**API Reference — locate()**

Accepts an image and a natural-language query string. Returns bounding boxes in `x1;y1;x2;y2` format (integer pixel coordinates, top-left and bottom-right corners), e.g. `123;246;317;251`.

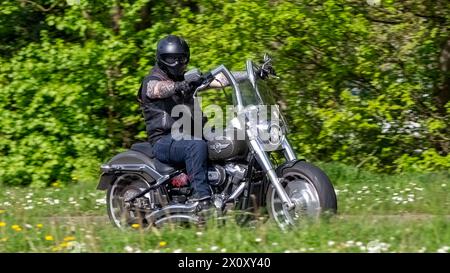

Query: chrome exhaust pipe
154;215;200;227
145;202;199;223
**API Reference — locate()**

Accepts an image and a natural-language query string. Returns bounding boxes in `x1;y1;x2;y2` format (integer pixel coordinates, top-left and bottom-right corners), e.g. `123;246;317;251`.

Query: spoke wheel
107;175;151;230
267;161;337;230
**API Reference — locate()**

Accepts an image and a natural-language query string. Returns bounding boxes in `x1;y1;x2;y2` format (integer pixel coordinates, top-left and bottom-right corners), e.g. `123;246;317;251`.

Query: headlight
242;105;286;151
256;122;283;151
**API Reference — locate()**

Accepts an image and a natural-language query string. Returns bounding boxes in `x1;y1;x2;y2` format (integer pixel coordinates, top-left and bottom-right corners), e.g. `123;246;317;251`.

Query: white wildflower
210;246;219;251
95;198;106;205
437;246;449;253
124;246;134;253
367;240;390;253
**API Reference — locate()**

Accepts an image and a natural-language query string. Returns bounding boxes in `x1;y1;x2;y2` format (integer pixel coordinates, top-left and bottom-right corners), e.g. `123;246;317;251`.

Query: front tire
266;161;337;229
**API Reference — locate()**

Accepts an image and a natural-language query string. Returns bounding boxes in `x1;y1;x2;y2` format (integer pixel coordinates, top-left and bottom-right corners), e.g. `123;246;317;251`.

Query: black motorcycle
96;55;337;230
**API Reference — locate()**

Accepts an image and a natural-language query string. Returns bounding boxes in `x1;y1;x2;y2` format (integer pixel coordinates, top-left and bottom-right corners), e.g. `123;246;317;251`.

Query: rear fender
96;150;159;191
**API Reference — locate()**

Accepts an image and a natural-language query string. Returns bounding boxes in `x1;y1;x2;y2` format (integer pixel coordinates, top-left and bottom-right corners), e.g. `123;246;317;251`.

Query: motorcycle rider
138;34;272;212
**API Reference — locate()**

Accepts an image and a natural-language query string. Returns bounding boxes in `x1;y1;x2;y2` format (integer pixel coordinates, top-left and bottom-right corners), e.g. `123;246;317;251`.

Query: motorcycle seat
130;142;175;174
130;142;154;158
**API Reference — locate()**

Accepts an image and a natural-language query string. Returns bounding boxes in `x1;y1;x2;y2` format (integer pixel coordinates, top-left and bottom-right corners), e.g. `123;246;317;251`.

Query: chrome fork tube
248;137;294;210
281;137;297;161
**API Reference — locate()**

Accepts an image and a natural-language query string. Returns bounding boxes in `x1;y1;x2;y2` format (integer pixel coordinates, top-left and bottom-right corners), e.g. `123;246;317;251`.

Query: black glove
174;80;199;97
187;76;205;90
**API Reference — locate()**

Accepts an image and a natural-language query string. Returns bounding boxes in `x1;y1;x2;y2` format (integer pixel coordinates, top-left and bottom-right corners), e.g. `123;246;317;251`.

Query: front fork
248;137;295;210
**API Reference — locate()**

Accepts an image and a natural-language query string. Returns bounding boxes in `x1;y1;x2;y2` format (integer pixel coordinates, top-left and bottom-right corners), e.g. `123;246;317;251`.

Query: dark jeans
153;135;211;198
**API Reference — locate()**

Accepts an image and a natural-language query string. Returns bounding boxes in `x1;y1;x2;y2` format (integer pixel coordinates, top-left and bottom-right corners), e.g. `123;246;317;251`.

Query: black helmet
156;35;190;80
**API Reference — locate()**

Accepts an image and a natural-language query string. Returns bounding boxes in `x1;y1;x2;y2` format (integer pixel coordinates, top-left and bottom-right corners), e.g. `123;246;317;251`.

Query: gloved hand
174;79;202;98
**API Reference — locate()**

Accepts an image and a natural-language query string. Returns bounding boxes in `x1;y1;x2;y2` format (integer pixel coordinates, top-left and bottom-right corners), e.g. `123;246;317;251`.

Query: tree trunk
436;36;450;111
112;0;122;34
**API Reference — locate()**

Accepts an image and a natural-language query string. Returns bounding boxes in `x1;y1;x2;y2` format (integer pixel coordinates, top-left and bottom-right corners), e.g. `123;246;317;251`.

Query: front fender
275;159;306;177
259;159;305;206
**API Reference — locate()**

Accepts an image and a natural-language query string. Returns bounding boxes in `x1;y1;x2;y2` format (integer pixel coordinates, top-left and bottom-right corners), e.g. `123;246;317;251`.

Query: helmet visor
161;54;188;66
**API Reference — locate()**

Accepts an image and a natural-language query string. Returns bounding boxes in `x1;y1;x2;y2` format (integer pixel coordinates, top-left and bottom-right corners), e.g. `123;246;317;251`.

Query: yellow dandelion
0;237;8;242
63;236;76;241
11;225;22;232
131;224;140;229
36;224;43;228
159;241;167;247
51;181;60;188
0;210;5;214
45;235;54;241
59;242;69;248
0;222;6;227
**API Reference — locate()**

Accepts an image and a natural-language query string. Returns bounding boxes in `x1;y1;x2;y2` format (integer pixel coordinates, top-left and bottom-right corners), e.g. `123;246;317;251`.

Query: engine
207;163;247;192
166;163;248;203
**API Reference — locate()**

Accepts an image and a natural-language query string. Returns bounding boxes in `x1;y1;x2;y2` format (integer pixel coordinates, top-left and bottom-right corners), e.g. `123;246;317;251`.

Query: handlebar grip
201;71;215;85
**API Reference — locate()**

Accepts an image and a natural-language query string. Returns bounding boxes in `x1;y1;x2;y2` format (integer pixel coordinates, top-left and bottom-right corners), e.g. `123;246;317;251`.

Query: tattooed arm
146;80;176;99
207;71;248;89
145;80;177;99
145;71;249;98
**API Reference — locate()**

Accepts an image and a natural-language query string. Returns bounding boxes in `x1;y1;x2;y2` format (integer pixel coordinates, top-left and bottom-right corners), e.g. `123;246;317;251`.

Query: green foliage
0;0;449;186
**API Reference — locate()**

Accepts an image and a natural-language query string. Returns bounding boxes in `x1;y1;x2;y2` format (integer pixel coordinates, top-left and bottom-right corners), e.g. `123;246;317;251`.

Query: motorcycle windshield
236;60;289;133
239;78;276;107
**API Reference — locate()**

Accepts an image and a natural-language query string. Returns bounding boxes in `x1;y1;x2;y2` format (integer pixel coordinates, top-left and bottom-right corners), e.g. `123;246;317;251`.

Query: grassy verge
0;163;448;253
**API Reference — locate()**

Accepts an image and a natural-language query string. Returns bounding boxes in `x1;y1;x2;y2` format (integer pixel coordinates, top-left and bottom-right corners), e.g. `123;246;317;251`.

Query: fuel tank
207;135;248;161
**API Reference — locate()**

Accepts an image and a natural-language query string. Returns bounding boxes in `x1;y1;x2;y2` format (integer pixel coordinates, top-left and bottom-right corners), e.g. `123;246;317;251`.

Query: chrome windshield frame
207;60;267;109
246;60;264;104
209;65;244;111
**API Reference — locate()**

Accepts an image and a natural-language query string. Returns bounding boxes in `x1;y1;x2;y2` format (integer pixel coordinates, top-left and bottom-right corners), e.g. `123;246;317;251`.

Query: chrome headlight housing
242;104;287;151
256;121;284;151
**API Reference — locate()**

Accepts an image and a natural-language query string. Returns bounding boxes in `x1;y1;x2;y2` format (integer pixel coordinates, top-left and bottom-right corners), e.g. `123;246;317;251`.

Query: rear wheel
106;174;152;230
266;161;337;229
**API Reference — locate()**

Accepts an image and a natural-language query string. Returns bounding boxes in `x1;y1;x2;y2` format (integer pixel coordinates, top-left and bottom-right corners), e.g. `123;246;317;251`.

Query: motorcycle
96;55;337;230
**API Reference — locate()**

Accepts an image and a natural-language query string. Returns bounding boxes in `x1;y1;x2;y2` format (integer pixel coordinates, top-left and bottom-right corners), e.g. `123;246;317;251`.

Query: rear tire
266;161;337;229
106;174;151;230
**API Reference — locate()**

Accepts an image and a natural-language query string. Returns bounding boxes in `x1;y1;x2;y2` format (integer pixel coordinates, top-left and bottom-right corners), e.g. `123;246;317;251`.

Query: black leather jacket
138;65;189;144
138;65;248;144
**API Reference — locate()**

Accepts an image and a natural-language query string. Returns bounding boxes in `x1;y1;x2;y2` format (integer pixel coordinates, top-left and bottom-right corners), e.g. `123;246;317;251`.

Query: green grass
0;163;449;253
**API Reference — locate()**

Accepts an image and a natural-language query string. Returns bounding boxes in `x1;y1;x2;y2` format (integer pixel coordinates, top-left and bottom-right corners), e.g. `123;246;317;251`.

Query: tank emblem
210;142;230;153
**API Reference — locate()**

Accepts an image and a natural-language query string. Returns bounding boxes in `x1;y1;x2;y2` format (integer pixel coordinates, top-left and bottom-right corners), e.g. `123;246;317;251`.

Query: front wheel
266;161;337;229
